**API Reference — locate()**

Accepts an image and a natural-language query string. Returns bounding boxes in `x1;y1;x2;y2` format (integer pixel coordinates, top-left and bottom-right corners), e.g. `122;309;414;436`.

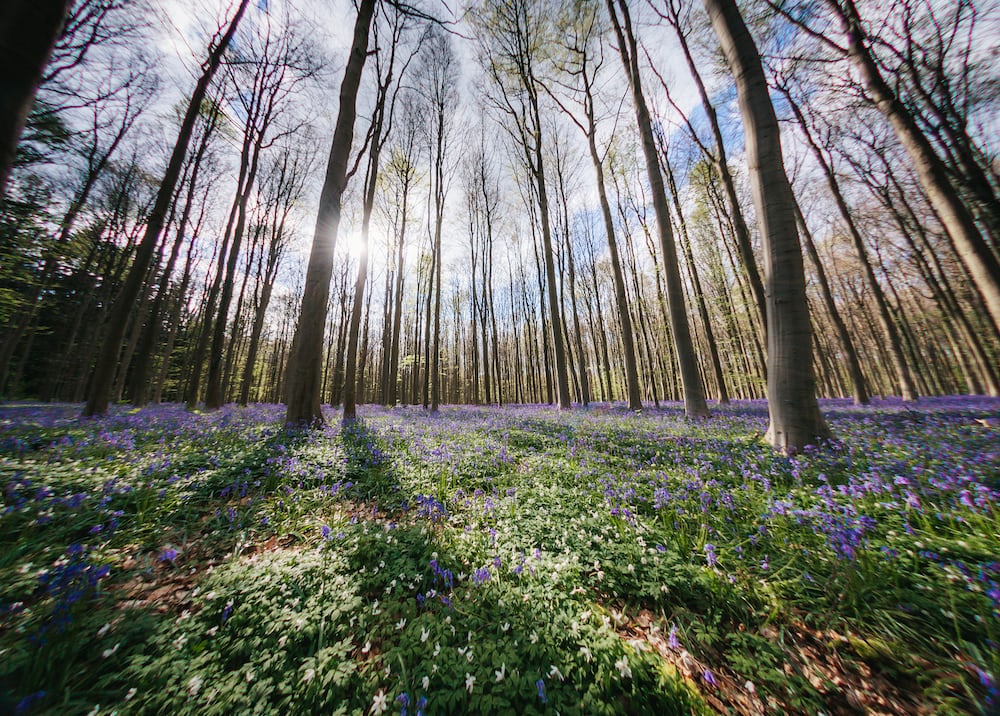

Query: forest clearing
1;398;998;714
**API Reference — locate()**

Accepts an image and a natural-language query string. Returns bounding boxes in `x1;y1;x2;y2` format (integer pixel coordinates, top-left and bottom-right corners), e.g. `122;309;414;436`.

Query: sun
341;230;367;259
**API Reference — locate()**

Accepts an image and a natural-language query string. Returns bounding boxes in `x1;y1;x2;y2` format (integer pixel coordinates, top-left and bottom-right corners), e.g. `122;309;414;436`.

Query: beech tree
702;0;830;451
546;0;643;410
473;0;573;409
605;0;709;418
83;0;251;417
284;0;375;425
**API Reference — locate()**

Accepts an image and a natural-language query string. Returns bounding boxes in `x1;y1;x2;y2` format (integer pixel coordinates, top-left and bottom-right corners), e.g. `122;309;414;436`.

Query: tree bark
793;201;869;404
831;0;1000;331
607;0;708;417
285;0;374;425
83;0;250;416
704;0;830;451
0;0;72;195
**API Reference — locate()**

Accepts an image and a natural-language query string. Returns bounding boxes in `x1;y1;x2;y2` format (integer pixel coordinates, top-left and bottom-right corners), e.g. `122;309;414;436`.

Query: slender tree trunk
585;119;641;407
285;0;374;424
782;89;915;400
83;0;250;416
205;144;263;408
664;154;729;404
131;113;216;405
793;202;869;404
665;6;767;334
531;133;571;408
830;0;1000;331
388;198;407;404
608;0;708;417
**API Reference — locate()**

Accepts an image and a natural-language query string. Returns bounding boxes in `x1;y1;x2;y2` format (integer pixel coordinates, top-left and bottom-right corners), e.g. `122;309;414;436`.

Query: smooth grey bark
703;0;830;451
549;27;643;409
657;0;767;336
606;0;709;417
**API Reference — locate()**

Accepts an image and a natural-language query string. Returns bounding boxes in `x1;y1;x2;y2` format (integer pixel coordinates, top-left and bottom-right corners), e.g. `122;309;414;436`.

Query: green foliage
0;400;997;714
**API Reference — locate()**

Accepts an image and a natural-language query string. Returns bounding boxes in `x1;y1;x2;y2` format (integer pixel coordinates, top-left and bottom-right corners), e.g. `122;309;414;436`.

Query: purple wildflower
704;543;718;568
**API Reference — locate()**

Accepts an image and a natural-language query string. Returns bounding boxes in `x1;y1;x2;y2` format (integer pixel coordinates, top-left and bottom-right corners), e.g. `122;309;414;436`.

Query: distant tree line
1;0;996;452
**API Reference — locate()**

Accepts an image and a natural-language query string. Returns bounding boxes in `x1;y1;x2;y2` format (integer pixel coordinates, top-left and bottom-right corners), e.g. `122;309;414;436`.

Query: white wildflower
615;656;632;680
370;690;388;715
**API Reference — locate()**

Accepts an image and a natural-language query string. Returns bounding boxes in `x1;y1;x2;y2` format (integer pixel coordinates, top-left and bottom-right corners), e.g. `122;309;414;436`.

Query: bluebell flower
704;543;718;567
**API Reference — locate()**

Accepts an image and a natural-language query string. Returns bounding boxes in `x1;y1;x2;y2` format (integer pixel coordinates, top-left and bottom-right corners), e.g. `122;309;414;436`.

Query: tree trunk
83;0;250;416
666;5;767;335
832;0;1000;331
608;0;708;418
704;0;830;451
284;0;374;425
583;113;640;407
0;0;72;194
793;201;869;404
663;152;729;404
782;88;914;400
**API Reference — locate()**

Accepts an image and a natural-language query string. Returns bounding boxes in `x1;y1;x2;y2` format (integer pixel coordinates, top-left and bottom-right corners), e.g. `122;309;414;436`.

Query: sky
81;0;820;312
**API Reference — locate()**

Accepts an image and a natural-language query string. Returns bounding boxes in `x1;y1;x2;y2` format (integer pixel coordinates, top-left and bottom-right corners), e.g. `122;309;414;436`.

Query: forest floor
0;398;998;715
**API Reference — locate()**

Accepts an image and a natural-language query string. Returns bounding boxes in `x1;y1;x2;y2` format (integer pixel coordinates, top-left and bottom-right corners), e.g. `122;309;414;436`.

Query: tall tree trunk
388;199;407;405
582;99;640;408
131;112;216;406
531;130;571;409
830;0;1000;331
0;0;72;194
205;141;263;408
782;88;915;400
793;201;869;404
663;4;767;334
664;152;729;404
83;0;250;416
704;0;830;451
607;0;709;418
285;0;374;424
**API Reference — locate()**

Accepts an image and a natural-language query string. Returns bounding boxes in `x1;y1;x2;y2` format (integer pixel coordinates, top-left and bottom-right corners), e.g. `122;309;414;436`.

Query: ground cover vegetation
1;398;997;714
